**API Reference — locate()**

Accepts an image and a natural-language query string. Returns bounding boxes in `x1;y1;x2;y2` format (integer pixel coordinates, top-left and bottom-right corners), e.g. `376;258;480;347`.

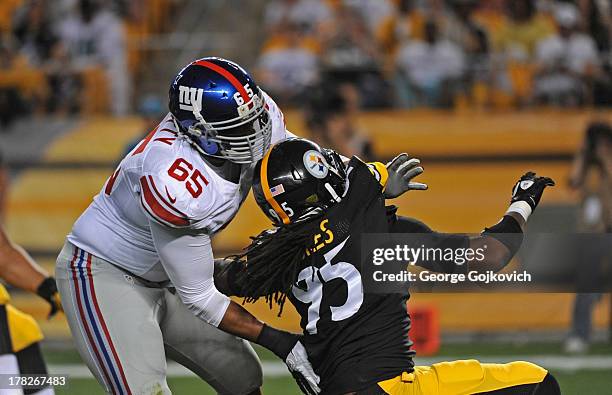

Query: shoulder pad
139;146;214;228
366;162;388;188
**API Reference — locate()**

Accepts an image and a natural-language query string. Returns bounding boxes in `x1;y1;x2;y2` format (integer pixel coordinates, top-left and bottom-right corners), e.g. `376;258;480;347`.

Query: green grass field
44;342;612;394
57;377;302;395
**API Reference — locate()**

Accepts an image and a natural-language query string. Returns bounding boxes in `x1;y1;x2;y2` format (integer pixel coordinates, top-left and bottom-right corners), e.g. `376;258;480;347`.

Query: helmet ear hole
198;137;220;155
292;167;302;181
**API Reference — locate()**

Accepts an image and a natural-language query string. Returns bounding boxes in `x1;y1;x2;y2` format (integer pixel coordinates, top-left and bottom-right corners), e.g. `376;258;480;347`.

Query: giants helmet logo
178;86;204;112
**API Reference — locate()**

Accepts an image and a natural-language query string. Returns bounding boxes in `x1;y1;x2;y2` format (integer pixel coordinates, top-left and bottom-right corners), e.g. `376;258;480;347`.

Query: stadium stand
256;0;612;110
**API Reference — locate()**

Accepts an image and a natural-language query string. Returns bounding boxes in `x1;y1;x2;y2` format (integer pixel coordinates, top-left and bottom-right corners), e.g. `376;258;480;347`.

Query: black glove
384;153;427;199
36;277;63;319
510;171;555;210
256;325;320;394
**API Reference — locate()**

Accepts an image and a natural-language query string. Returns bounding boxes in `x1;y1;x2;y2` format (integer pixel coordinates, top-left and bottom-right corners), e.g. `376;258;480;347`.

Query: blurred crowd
256;0;612;111
0;0;176;127
3;0;612;151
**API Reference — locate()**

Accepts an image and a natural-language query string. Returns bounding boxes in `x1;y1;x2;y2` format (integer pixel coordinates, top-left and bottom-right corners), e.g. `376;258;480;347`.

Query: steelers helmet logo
303;150;329;179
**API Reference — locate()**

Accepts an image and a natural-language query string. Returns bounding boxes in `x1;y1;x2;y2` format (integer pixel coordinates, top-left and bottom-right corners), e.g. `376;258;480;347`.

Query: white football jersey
68;93;289;281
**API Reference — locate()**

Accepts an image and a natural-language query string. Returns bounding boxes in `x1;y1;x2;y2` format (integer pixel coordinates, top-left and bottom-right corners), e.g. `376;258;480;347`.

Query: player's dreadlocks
225;214;322;316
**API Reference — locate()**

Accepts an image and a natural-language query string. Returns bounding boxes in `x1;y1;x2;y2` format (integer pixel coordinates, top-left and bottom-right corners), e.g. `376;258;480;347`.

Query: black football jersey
287;157;414;395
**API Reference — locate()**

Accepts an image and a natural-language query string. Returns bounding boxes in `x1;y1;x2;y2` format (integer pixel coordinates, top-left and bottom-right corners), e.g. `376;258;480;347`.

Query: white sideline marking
48;355;612;379
48;361;290;379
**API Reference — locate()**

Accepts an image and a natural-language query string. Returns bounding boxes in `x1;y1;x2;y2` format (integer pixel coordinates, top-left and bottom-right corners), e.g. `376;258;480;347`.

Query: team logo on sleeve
303;150;329;179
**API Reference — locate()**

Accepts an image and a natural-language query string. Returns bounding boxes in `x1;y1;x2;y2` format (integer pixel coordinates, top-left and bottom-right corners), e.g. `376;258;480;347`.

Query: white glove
256;325;320;394
285;341;321;395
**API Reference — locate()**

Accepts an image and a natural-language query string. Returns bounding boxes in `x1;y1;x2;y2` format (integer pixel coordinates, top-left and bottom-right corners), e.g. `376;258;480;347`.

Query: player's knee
134;379;172;395
218;341;263;395
236;369;263;394
218;376;262;395
534;373;561;395
236;355;263;394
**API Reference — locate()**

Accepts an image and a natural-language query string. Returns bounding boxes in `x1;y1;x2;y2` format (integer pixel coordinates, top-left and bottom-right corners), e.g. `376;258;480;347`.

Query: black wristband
482;215;524;256
36;277;58;303
255;324;299;361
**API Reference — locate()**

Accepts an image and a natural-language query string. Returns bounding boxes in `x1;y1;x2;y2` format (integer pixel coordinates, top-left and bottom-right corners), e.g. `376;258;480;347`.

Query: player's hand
36;277;63;319
510;171;555;210
256;325;320;394
384;153;427;199
285;341;321;395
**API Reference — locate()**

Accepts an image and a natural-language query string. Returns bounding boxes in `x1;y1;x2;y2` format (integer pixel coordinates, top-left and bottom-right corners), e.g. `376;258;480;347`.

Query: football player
55;58;318;395
220;138;560;395
0;225;62;395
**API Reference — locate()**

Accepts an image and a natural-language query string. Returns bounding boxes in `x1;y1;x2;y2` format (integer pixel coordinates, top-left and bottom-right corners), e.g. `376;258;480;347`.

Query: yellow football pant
377;360;547;395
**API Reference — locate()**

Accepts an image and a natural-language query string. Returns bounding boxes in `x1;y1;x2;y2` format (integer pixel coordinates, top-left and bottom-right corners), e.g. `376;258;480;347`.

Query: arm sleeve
149;220;230;327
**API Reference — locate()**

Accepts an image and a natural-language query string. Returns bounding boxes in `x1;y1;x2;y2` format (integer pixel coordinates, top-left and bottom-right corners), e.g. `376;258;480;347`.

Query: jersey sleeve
339;157;387;214
138;146;214;229
149;221;230;326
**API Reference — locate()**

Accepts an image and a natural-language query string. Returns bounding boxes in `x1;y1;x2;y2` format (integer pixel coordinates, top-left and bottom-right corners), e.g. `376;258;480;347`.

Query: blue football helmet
169;57;272;164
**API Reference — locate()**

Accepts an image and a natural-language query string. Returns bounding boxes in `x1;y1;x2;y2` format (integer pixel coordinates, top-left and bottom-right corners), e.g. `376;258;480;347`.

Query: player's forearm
218;301;299;361
218;300;264;341
0;237;48;293
468;171;555;272
466;213;526;273
466;234;513;273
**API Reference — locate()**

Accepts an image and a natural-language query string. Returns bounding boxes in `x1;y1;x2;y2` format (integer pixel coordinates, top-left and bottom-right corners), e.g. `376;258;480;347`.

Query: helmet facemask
322;148;348;196
182;90;273;164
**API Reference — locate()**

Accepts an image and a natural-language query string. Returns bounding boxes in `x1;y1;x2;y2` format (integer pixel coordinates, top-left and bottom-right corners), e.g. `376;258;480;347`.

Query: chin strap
324;182;342;203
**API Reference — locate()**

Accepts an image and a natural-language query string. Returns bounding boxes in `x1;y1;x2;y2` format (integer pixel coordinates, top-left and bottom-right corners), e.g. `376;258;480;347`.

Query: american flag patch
270;184;285;197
